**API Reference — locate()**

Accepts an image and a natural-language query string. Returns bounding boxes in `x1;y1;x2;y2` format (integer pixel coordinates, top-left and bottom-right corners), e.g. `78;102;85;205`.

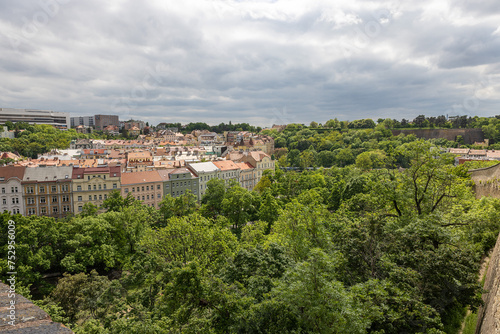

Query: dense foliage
1;138;500;333
266;115;500;169
0;123;100;158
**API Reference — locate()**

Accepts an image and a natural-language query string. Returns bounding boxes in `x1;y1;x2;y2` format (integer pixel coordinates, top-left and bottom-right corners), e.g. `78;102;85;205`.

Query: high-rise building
0;108;70;129
70;116;95;128
94;115;119;131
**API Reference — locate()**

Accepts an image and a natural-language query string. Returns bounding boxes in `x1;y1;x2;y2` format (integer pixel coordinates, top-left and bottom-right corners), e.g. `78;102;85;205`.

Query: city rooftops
187;161;219;173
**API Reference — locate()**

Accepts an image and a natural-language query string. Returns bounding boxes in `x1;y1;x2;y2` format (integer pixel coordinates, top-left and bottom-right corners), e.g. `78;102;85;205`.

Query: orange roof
469;149;487;155
235;162;254;170
121;170;162;185
128;151;152;159
213;160;240;171
0;165;25;181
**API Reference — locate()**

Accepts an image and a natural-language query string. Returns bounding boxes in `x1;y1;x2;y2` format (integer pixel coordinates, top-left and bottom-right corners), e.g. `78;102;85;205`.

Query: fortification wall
391;128;484;144
469;164;500;199
0;282;73;333
476;233;500;333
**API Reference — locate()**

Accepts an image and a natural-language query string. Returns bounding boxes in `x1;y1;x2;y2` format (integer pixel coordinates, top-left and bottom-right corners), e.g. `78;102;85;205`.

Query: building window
88;185;92;190
28;208;36;215
12;198;18;204
166;184;169;188
77;185;82;191
26;187;34;194
147;195;150;200
27;197;35;204
62;185;68;192
51;186;57;192
94;195;97;200
1;187;5;193
39;186;45;193
52;196;57;203
99;195;102;200
63;195;69;202
142;196;145;200
157;193;161;198
63;205;70;212
98;184;102;190
157;185;160;190
89;195;92;201
41;207;46;214
142;186;145;191
104;194;107;200
2;199;6;205
14;187;18;193
103;184;107;189
93;185;97;190
113;183;117;189
146;186;149;191
52;207;58;213
40;197;46;204
78;196;82;201
78;206;83;211
125;188;129;193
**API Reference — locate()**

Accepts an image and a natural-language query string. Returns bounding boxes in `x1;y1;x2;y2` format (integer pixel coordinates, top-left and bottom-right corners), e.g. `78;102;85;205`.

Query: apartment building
0;166;25;215
70;116;95;128
126;151;154;172
213;160;240;186
233;151;275;180
186;162;220;199
235;162;256;191
94;115;119;131
22;166;73;218
121;171;164;208
72;165;121;213
158;168;199;199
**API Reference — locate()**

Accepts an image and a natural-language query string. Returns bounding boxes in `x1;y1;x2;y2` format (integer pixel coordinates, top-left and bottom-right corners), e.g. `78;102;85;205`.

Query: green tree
201;178;226;218
222;185;259;234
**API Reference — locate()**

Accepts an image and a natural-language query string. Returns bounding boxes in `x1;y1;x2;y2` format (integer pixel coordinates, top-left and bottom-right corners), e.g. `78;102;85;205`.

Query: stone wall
469;164;500;199
391;128;484;144
0;282;73;333
476;233;500;334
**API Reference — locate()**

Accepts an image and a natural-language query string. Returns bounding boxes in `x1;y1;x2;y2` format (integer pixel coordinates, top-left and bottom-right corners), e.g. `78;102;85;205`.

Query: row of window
27;205;71;215
77;194;109;201
136;194;162;201
2;197;19;205
125;184;161;193
1;187;19;193
76;183;117;191
27;195;70;204
25;184;69;193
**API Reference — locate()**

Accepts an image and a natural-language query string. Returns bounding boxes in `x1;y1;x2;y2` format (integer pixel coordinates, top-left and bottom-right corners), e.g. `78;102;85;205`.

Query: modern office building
70;116;95;128
0;108;70;129
94;115;120;131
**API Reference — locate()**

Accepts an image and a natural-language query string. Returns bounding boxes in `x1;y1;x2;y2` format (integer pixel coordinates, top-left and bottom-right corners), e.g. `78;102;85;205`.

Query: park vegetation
1;134;500;333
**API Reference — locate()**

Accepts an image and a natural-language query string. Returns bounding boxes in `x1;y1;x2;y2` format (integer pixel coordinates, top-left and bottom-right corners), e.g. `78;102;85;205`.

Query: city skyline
0;0;499;127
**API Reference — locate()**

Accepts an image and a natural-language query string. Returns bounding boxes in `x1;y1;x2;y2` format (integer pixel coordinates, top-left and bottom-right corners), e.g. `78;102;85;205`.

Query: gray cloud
0;0;499;126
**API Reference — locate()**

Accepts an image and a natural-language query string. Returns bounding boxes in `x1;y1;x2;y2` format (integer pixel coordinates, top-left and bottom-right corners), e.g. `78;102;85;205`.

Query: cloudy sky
0;0;499;127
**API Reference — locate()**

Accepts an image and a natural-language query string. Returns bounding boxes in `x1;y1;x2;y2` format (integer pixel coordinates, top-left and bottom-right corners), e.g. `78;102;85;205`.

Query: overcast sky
0;0;499;127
